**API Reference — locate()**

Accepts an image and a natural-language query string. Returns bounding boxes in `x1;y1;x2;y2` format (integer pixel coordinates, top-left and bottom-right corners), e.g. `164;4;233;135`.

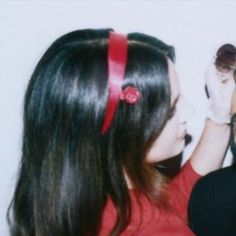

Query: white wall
1;1;236;235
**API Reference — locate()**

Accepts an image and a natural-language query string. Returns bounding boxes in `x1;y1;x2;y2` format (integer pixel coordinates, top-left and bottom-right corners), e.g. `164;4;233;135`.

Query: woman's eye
168;106;176;119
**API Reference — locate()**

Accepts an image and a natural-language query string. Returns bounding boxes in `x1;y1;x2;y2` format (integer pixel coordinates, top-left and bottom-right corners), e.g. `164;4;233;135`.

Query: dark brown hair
8;29;175;236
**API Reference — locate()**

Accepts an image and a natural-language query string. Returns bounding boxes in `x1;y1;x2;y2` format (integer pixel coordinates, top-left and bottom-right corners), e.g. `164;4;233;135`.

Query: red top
99;161;201;236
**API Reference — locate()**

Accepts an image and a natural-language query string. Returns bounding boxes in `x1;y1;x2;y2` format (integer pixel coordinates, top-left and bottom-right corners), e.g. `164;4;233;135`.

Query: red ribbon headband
101;32;128;134
101;32;141;134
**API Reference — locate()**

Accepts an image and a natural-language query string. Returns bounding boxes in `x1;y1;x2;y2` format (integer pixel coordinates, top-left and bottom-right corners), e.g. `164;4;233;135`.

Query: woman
189;92;236;236
188;114;236;236
7;29;234;236
188;44;236;236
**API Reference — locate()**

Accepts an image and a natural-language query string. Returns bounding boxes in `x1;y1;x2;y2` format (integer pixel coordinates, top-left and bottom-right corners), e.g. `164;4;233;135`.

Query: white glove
206;62;235;124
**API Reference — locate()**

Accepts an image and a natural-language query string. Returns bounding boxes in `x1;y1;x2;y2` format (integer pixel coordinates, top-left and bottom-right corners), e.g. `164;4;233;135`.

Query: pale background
1;0;236;235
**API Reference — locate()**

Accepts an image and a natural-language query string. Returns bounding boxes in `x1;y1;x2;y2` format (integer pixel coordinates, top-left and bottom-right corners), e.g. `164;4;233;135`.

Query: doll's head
215;44;236;79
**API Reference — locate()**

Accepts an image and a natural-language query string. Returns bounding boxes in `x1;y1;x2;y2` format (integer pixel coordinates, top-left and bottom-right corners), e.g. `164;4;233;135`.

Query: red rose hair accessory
101;32;141;134
120;86;141;104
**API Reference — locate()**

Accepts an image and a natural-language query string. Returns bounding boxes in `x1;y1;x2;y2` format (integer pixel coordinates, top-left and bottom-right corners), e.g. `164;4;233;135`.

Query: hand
206;62;235;124
231;89;236;114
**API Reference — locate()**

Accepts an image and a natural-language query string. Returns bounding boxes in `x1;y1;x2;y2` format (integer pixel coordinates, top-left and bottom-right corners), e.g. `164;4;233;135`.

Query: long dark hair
8;29;175;236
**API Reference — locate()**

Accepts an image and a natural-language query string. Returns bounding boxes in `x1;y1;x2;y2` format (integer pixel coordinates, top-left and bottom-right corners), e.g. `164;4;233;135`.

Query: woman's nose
178;97;195;123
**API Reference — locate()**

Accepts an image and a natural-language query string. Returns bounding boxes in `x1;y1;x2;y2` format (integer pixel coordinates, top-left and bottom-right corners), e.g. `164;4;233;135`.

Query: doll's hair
8;29;175;236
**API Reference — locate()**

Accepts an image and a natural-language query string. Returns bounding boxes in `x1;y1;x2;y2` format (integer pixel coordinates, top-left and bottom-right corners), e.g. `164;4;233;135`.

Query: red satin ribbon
101;32;128;134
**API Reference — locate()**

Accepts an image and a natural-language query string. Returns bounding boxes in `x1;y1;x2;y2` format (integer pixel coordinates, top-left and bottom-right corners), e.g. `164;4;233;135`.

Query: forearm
190;119;230;175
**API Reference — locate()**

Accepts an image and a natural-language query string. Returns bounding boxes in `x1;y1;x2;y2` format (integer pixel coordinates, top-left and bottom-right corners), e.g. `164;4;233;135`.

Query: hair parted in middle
8;28;175;236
